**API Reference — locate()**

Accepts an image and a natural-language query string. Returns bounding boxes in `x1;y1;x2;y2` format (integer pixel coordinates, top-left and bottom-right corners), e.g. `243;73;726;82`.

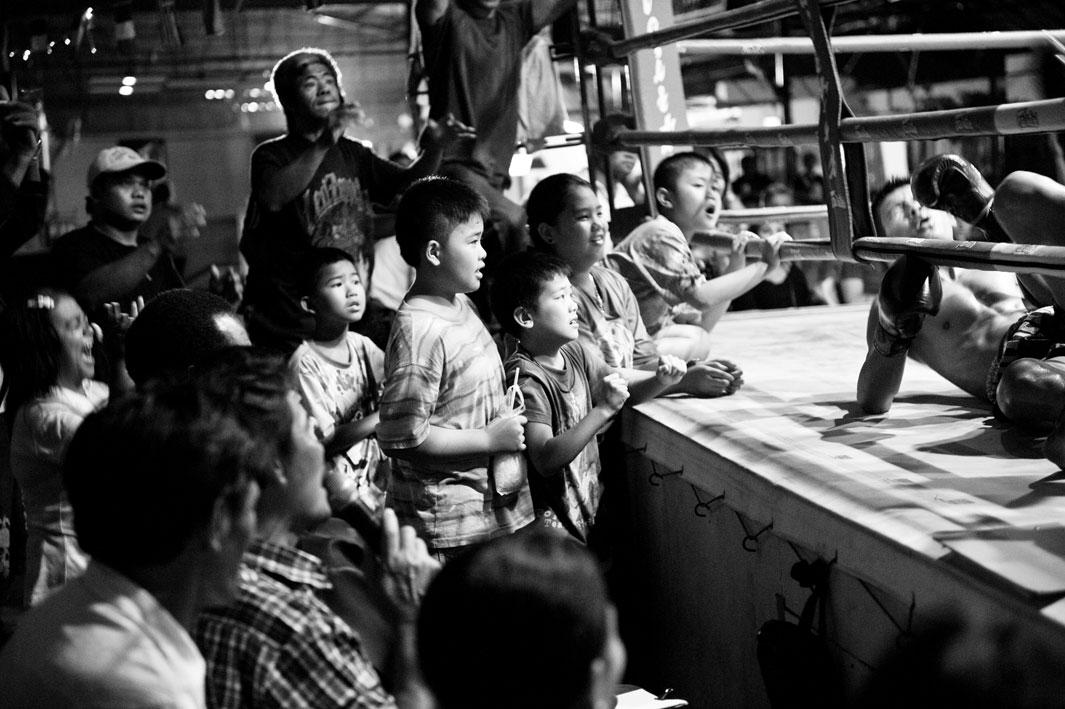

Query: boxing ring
582;0;1065;706
615;305;1065;706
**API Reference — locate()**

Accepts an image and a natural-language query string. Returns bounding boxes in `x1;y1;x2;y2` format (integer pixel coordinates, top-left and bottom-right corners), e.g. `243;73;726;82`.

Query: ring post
794;0;863;262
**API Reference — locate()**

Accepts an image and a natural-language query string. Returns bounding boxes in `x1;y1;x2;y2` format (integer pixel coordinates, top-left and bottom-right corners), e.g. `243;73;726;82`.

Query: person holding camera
0;86;47;262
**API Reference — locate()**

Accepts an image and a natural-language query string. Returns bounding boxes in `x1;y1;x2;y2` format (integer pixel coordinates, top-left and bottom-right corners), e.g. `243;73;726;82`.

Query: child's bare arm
385;413;526;462
686;264;766;311
618;356;686;404
524;374;628;475
685;232;791;319
325;412;380;458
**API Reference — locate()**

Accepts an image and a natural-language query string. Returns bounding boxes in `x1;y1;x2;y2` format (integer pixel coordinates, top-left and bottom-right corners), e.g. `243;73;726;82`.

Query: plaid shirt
196;539;396;709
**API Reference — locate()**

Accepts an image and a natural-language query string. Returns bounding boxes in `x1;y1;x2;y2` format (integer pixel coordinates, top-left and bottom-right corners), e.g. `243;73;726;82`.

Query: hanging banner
618;0;690;212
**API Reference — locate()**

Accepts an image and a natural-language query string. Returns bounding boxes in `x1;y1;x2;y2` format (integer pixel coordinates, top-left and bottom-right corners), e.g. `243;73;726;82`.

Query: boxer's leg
994;171;1065;310
996;356;1065;433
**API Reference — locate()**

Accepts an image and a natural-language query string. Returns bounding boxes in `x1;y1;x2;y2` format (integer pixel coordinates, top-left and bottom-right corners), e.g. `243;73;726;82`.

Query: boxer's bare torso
863;270;1024;404
907;278;1019;400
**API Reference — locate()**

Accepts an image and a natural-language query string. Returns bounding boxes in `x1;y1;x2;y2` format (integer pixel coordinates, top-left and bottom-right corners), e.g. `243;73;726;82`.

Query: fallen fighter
858;154;1065;467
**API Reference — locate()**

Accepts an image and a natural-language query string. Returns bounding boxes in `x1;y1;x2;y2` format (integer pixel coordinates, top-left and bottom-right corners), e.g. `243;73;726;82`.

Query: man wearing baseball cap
51;145;184;312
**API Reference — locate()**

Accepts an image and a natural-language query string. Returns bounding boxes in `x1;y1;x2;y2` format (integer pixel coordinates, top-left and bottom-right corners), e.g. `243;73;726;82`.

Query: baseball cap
87;146;167;188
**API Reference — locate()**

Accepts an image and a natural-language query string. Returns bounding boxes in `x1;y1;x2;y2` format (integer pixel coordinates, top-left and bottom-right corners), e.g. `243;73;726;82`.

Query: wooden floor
615;303;1065;707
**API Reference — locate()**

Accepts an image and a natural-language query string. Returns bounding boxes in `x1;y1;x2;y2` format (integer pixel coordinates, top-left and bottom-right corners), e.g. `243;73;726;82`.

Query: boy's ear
425;239;442;267
655;186;674;211
299;295;315;314
513;305;535;331
536;222;555;245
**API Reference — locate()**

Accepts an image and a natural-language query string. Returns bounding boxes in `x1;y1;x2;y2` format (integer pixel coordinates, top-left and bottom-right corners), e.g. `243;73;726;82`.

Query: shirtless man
856;158;1065;466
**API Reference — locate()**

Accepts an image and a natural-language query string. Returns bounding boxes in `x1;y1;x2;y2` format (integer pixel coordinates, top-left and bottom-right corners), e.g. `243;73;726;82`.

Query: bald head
125;289;251;386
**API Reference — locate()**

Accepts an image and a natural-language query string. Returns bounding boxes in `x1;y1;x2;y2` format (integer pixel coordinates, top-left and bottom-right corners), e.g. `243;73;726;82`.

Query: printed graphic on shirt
306;172;372;264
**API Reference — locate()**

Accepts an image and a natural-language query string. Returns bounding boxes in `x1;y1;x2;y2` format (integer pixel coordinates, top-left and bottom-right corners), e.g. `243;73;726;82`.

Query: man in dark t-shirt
241;48;468;353
416;0;575;256
51;146;183;314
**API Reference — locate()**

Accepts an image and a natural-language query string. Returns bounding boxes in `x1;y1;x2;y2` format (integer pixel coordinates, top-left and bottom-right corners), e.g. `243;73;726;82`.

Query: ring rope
615;98;1065;148
716;205;829;223
606;0;857;60
678;30;1065;56
852;238;1065;277
691;231;837;262
692;231;1065;278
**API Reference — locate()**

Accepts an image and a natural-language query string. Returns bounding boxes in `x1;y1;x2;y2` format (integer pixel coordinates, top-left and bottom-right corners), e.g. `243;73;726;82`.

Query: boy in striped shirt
378;177;533;561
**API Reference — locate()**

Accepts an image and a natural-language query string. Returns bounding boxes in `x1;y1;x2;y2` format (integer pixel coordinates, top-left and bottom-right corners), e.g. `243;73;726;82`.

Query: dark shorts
986;305;1065;406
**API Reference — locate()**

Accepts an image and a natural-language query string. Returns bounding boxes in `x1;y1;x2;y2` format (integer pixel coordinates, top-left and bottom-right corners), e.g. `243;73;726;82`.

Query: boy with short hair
378;177;532;559
289;247;387;512
606;151;788;356
491;250;684;543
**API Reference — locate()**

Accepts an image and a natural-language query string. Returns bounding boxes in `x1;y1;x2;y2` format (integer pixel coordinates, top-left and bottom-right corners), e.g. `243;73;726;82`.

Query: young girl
526;173;744;398
4;289;108;606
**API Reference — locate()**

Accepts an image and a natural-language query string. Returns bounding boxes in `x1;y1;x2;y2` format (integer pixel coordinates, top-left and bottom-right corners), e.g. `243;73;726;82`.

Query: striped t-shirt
378;294;534;548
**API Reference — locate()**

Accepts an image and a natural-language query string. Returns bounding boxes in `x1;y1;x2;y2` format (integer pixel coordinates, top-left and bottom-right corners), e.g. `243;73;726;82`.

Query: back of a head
63;382;273;572
394;177;488;268
489;250;570;338
418;528;609;709
653;151;714;195
192;346;294;465
125;288;248;386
